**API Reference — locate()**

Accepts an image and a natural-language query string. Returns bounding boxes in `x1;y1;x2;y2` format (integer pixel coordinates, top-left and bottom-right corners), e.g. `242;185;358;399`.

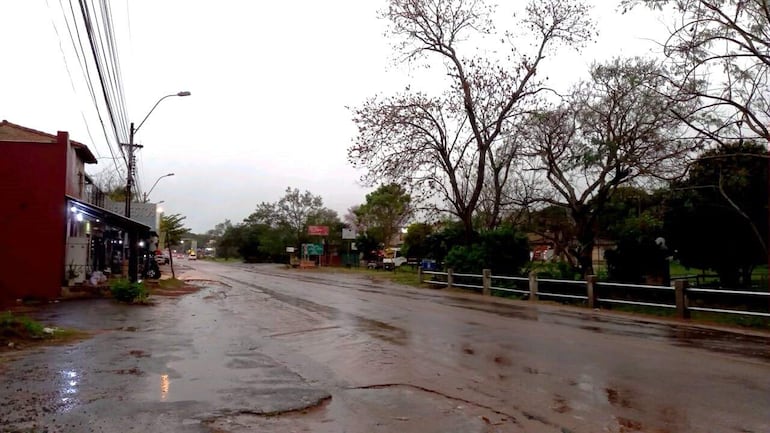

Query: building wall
64;132;87;199
0;134;67;302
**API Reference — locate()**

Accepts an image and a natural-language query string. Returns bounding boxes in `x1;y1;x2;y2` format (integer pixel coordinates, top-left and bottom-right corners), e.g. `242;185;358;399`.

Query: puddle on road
56;369;81;413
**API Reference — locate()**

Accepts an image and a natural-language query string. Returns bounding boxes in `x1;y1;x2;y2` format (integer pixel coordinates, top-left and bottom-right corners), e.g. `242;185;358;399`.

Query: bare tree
349;0;596;241
524;57;699;275
622;0;770;143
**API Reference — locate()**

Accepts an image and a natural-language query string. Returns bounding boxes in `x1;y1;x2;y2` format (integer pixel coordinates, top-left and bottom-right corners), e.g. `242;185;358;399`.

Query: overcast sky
2;1;667;233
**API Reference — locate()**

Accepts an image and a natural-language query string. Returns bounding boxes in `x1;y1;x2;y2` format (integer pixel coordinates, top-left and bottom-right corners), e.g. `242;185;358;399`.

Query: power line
50;0;124;176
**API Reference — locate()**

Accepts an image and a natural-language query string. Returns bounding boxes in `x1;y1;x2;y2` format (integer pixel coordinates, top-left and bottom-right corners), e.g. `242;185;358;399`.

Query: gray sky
1;1;667;233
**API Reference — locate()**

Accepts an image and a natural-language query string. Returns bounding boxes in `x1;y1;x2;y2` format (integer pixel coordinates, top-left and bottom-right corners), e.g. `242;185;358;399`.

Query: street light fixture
125;90;190;282
144;173;175;202
126;91;190;217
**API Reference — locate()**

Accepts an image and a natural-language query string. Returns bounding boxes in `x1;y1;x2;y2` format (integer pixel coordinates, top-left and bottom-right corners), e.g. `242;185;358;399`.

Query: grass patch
158;278;185;290
205;257;241;263
605;304;678;319
315;265;423;286
691;311;770;330
0;311;88;349
603;304;770;330
149;277;200;297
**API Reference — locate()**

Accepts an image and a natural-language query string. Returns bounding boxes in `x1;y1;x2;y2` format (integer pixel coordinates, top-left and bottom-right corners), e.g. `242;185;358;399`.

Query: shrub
442;225;530;275
0;311;46;340
110;279;149;303
531;261;580;280
445;245;486;273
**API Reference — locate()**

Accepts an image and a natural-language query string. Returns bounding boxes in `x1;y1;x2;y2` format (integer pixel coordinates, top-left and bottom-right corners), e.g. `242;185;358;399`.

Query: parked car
155;252;170;265
188;252;197;260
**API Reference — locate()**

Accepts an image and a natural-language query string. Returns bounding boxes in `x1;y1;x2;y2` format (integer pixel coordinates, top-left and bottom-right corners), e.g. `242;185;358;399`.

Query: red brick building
0;120;149;303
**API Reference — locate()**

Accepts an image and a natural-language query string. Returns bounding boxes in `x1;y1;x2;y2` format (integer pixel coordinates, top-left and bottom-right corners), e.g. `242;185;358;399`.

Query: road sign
342;228;357;239
304;243;323;256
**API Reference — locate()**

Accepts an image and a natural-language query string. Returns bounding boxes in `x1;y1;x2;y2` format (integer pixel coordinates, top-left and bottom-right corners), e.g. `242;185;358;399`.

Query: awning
66;195;151;233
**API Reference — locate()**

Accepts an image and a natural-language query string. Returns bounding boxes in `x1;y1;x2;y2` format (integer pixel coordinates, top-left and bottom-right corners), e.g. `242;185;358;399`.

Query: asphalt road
1;261;768;433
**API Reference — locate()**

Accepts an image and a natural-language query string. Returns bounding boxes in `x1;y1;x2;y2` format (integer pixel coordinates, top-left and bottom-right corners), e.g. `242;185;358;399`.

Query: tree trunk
461;210;475;245
571;206;596;277
167;231;175;279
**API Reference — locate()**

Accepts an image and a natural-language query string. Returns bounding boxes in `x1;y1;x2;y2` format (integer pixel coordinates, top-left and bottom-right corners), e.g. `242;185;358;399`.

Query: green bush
445;245;486;273
110;279;149;303
531;261;580;280
443;225;530;275
0;311;46;339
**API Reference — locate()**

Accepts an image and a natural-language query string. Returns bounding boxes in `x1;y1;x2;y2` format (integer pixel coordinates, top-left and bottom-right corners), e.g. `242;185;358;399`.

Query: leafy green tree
160;213;190;278
239;188;342;262
444;225;530;275
206;219;232;238
276;187;324;247
665;142;768;287
524;57;696;276
424;222;467;265
355;233;382;261
218;224;242;260
598;188;669;283
355;184;412;248
401;223;434;259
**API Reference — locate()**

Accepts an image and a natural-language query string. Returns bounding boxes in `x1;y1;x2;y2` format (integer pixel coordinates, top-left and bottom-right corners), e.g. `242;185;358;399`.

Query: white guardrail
419;268;770;319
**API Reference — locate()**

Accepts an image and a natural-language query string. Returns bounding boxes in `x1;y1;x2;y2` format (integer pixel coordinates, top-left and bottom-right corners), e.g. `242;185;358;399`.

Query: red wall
0;135;67;302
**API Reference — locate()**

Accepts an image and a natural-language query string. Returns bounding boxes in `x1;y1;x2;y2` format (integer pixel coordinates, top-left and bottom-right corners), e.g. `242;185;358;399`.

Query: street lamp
125;90;190;282
143;173;175;202
125;91;190;217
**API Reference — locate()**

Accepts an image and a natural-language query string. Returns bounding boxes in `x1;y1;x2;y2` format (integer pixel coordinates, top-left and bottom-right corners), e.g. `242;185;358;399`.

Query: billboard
307;225;330;236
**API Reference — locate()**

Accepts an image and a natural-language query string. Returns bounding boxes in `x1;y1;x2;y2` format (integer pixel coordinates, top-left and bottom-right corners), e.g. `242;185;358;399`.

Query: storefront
65;196;152;284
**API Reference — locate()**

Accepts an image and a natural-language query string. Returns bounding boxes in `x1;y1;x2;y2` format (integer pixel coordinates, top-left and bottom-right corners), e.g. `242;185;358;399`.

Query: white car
188;252;197;260
155;253;170;265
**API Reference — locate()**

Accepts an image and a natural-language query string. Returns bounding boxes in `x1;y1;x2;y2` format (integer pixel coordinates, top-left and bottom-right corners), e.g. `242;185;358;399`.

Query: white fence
419;268;770;319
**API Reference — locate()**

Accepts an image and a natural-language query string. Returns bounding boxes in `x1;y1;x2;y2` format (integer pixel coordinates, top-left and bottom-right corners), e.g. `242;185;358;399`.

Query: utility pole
123;91;191;282
124;122;143;282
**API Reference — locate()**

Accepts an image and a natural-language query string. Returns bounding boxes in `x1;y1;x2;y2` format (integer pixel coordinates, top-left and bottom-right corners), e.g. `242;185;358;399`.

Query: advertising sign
307;225;330;236
303;243;324;256
342;228;357;240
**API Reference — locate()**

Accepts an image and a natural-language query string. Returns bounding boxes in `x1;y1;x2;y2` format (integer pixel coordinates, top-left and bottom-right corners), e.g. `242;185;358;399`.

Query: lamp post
125;91;190;282
143;173;175;202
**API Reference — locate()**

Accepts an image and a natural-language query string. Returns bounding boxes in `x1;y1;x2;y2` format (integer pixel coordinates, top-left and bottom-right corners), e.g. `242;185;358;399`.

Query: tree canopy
665;141;768;286
349;0;596;241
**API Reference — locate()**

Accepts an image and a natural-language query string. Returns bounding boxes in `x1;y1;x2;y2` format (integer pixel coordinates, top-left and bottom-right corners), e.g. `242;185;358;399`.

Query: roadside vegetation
0;311;85;350
109;279;149;304
185;0;767;328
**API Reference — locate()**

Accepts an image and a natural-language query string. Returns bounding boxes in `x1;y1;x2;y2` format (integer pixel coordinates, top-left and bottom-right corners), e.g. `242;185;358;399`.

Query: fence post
674;280;690;319
418;267;423;284
482;269;491;296
586;275;597;309
529;271;538;302
446;268;454;289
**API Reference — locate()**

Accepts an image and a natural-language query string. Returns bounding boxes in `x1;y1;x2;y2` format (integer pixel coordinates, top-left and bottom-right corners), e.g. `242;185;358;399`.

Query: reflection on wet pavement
58;369;80;412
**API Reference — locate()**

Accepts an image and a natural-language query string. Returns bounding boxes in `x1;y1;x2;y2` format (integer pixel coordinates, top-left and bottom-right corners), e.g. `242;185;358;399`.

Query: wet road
1;261;768;432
